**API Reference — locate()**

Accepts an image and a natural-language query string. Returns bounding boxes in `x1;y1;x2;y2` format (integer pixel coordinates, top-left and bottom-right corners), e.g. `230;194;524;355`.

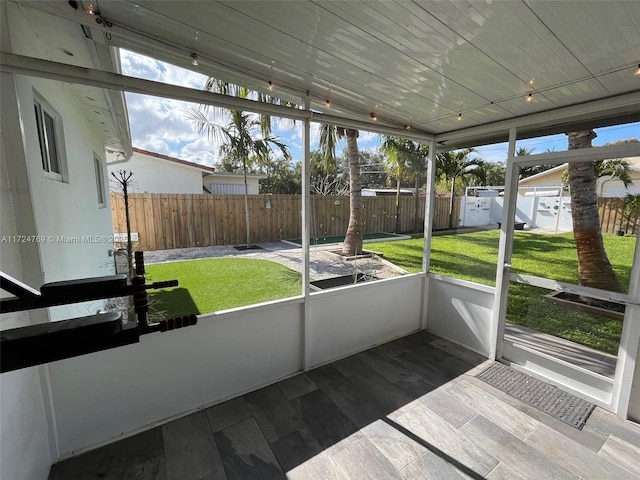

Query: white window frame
94;153;106;207
33;92;66;182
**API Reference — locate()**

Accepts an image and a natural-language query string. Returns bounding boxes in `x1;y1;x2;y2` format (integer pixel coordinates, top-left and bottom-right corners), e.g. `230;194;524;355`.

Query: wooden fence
598;198;639;235
110;193;461;251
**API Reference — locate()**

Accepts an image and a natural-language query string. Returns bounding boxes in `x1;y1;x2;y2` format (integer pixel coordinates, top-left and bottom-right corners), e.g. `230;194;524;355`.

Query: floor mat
476;362;595;430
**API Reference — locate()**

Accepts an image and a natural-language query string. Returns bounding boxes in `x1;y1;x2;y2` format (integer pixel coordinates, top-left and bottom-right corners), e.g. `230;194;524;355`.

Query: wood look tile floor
48;331;640;480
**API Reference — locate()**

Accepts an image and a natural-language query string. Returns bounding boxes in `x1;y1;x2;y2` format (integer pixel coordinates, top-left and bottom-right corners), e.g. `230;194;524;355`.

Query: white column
301;96;312;370
611;233;640;417
420;140;437;330
490;128;518;360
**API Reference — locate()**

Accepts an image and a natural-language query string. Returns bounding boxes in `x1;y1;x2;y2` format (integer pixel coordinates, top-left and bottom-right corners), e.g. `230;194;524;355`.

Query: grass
368;230;635;355
146;258;301;317
147;230;634;356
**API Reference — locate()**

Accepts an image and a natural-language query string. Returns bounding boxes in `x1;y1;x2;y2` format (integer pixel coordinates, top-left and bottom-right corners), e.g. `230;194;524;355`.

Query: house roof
519;156;640;184
133;147;216;174
16;1;640;151
519;164;567;184
203;171;267;180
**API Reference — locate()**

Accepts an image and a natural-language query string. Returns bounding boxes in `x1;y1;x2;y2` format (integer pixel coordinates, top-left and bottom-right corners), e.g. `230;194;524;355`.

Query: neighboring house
203;171;266;195
519;156;640;197
109;148;215;194
0;3;131;479
110;148;266;194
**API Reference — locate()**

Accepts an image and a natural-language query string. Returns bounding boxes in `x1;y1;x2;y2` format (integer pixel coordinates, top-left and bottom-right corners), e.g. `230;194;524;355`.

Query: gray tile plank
49;427;166;480
214;418;285;480
459;416;579;480
525;423;638;480
445;377;539;439
360;419;427;470
306;364;386;428
429;338;487;366
269;428;323;473
331;438;404;480
395;403;499;478
244;384;306;443
285;452;347;480
417;387;478;428
401;452;467;480
277;373;317;400
370;339;410;358
290;388;361;454
394;374;438;398
205;397;252;434
586;407;640;447
163;411;225;480
357;349;424;384
485;463;525;480
347;370;415;415
598;434;640;477
497;390;608;452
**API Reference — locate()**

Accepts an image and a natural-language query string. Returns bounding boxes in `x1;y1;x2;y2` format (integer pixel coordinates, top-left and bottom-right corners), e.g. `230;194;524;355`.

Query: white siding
203;174;261;195
109;151;204;194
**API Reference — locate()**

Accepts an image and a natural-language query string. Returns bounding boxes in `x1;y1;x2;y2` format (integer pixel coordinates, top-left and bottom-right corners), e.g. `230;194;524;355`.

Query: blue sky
121;50;638;167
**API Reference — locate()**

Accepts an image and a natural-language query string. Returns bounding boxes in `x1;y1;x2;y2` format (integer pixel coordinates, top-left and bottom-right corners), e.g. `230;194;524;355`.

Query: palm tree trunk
448;177;456;230
413;175;420;233
342;129;363;255
243;160;251;248
395;175;402;233
567;130;621;293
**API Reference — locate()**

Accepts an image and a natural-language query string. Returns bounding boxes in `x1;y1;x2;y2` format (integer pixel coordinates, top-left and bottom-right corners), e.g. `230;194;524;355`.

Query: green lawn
146;258;301;317
147;231;634;356
368;230;635;355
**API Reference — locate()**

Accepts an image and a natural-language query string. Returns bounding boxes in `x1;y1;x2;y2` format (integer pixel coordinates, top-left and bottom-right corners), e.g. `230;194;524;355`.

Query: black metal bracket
0;251;197;373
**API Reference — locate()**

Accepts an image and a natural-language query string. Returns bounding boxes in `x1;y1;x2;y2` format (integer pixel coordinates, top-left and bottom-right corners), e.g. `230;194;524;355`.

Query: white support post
420;140;437;330
611;233;640;417
490;128;518;360
301;95;312;371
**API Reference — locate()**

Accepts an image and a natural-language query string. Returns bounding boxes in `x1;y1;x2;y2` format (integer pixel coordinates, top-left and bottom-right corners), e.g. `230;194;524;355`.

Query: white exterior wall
109;152;204;194
1;132;54;480
1;4;125;478
203;174;261;195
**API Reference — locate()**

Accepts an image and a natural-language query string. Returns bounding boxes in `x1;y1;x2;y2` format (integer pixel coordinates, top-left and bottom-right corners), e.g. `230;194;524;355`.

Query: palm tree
318;125;363;255
188;82;291;248
566;130;623;293
437;149;485;229
380;136;429;232
380;136;406;233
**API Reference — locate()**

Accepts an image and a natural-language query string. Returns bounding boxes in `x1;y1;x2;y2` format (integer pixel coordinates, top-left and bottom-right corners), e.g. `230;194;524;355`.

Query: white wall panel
307;275;422;368
427;276;495;356
47;299;303;456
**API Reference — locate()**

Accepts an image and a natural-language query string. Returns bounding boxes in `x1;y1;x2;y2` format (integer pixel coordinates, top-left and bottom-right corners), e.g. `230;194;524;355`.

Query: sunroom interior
1;1;640;479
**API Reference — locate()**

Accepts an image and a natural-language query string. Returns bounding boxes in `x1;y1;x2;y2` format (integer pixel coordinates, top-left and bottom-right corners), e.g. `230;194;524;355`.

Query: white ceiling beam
436;92;640;148
0;51;435;143
512;142;640;168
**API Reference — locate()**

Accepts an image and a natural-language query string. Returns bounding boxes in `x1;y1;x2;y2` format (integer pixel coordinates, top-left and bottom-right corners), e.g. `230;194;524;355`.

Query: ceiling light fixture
268;81;274;91
370;113;377;121
458;113;463;121
526;93;533;102
635;64;640;76
405;124;412;130
86;3;95;15
325;100;331;108
190;53;199;66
